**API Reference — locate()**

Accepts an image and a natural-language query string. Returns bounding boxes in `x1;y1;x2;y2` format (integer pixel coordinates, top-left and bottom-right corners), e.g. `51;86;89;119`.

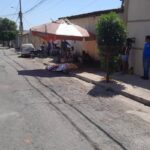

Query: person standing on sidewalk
142;35;150;80
121;46;129;74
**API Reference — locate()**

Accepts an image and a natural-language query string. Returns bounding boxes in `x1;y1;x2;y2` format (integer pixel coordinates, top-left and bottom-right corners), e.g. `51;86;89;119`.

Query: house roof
59;8;123;20
22;30;29;35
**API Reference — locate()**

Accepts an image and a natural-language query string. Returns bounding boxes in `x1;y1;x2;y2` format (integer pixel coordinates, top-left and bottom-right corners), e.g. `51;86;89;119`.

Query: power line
23;16;32;29
0;13;18;17
0;0;48;17
16;16;19;23
14;1;20;14
24;0;49;14
10;1;20;20
0;0;15;14
0;4;19;18
0;0;61;18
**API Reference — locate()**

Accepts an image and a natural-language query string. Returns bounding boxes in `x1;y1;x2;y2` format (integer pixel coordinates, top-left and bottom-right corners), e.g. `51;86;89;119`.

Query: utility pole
19;0;23;48
120;0;125;8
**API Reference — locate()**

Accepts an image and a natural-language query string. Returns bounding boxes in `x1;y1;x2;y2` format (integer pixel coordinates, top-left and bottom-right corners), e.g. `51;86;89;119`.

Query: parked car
21;43;35;57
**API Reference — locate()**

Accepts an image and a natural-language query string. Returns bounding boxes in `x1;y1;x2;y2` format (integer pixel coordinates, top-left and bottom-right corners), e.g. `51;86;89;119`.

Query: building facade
22;31;45;49
124;0;150;76
64;0;150;77
61;9;123;60
29;0;149;77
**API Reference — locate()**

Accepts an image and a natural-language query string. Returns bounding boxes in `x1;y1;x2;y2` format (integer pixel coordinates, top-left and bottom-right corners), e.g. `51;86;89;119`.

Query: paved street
0;48;150;150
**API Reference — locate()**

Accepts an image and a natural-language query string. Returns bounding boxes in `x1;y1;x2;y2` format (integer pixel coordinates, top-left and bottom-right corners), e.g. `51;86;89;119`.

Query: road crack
2;50;127;150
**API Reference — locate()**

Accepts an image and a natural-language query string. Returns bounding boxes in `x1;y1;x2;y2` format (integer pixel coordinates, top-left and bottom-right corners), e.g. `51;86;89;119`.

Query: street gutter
70;72;150;107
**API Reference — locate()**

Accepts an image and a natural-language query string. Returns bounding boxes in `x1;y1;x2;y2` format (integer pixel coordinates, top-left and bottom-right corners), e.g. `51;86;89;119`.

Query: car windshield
22;44;34;49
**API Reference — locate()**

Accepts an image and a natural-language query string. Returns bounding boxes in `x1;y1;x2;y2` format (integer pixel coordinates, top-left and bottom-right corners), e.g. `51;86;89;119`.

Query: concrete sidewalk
73;71;150;106
36;57;150;106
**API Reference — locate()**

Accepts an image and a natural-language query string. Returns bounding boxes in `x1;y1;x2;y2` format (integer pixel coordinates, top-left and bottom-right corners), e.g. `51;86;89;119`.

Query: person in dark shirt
61;40;70;51
142;35;150;80
47;41;51;56
61;40;70;58
121;46;129;73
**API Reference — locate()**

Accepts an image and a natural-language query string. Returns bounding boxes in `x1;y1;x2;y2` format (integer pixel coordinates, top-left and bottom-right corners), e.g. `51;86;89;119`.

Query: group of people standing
40;37;150;80
120;38;133;74
40;41;53;56
120;36;150;80
40;40;73;61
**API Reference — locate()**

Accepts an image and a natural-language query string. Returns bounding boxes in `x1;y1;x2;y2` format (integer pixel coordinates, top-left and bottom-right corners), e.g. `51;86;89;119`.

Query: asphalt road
0;48;150;150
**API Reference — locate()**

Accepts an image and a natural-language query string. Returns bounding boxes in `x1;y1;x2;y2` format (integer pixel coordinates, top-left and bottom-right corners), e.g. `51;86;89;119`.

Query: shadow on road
88;80;125;98
18;69;69;78
112;73;150;91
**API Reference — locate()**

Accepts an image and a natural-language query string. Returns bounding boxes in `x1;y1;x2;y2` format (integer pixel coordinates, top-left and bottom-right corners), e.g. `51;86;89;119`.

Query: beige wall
69;16;98;59
126;0;150;76
22;34;30;44
22;32;45;49
128;0;150;21
30;35;45;49
69;13;123;60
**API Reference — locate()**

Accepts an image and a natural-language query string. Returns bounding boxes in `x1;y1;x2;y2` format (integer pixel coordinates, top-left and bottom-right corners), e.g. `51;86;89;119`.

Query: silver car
21;43;35;57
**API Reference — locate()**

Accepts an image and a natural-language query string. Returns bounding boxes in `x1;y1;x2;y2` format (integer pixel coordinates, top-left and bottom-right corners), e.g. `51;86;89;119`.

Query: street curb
72;73;150;106
37;59;150;107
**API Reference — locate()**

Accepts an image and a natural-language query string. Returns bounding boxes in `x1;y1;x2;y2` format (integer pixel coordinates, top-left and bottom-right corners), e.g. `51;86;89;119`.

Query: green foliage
0;18;18;43
96;12;127;54
99;54;120;73
96;12;127;81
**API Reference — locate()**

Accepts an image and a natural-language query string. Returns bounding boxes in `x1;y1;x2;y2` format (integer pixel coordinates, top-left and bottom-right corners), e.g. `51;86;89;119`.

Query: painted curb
72;73;150;106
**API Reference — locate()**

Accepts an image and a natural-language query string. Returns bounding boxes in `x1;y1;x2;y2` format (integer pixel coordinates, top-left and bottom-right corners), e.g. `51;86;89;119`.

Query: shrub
96;12;127;82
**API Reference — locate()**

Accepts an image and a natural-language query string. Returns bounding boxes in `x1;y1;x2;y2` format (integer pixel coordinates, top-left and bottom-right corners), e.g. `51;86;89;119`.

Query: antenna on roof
64;18;71;24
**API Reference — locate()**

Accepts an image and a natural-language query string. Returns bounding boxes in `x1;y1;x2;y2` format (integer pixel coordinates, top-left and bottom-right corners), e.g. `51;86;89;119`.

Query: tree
0;18;18;46
96;12;127;82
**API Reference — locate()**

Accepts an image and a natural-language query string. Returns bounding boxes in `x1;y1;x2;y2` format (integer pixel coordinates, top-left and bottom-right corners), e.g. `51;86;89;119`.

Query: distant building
60;8;123;60
22;31;31;44
22;31;45;49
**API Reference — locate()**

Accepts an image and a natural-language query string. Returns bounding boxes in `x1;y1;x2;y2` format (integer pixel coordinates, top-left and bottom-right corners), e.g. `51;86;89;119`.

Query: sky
0;0;122;30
